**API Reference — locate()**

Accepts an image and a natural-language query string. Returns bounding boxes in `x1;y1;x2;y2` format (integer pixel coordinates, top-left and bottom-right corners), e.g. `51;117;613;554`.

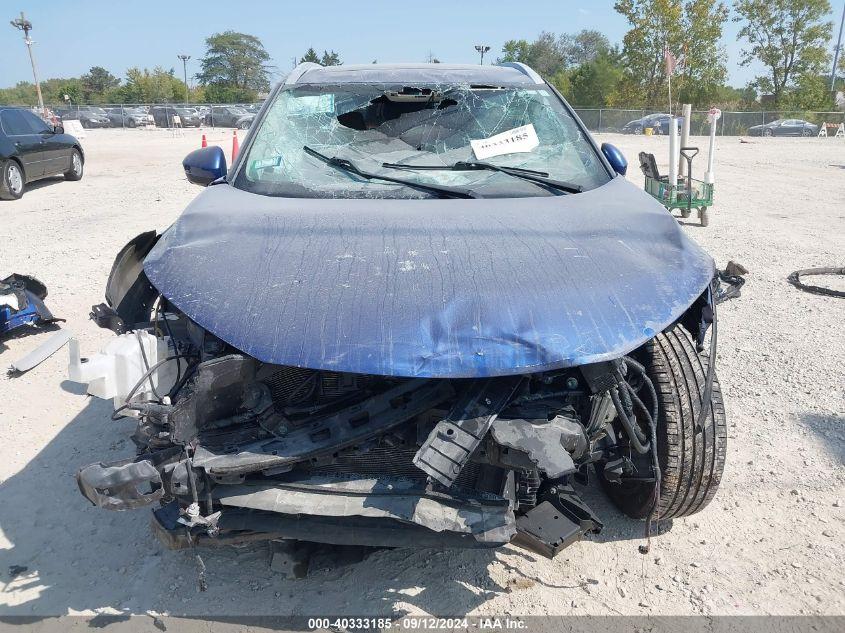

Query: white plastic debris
67;330;178;409
9;329;72;374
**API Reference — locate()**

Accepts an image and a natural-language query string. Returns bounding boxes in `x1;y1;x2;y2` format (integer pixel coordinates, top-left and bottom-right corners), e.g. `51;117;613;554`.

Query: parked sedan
104;107;153;128
621;113;683;135
746;119;818;137
150;106;202;128
0;107;84;200
204;105;255;128
58;107;111;129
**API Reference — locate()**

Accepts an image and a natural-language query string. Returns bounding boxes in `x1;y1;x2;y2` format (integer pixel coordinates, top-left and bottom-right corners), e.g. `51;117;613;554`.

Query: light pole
832;2;845;91
10;12;45;115
474;44;490;65
177;54;191;105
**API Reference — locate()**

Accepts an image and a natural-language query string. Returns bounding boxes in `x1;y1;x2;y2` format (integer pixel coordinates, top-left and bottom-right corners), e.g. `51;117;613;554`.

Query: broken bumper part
77;458;164;510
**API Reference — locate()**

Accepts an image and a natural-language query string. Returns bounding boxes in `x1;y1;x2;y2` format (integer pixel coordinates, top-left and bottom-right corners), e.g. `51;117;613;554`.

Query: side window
22;111;51;134
1;110;33;135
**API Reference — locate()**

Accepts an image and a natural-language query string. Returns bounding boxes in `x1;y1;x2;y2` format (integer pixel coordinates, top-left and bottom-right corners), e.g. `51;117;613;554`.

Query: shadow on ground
798;412;845;465
0;397;645;619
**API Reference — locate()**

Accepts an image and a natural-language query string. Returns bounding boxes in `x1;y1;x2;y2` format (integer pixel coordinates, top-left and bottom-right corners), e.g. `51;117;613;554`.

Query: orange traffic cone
232;130;239;161
201;134;207;148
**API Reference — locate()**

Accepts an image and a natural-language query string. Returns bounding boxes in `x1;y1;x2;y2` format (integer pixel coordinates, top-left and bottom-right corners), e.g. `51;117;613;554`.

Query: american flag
664;43;677;76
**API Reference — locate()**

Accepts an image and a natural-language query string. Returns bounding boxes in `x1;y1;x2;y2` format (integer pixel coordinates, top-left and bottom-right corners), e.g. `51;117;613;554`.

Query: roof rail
284;62;323;86
495;62;544;85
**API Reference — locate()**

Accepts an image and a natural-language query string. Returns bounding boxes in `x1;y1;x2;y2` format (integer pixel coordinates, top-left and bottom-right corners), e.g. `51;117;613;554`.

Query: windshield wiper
381;160;583;194
303;146;479;199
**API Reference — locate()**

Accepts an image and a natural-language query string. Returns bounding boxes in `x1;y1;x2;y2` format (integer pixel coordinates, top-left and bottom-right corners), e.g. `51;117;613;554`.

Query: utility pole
474;44;490;65
832;2;845;92
10;12;45;115
177;54;191;105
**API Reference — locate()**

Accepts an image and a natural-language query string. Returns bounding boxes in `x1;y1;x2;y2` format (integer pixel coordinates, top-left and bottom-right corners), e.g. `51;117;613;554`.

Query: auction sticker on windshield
470;124;539;160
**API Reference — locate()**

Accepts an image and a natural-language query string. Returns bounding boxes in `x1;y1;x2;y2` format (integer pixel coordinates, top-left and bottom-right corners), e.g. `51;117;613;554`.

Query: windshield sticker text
470;124;539;160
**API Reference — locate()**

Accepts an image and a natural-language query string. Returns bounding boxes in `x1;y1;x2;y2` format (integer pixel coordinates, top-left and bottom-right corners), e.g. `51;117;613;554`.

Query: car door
0;109;46;180
22;110;70;175
778;120;798;136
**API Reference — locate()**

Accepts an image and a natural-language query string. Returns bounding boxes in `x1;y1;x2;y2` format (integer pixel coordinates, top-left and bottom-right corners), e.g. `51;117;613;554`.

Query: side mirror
182;146;227;186
601;143;627;176
53;125;64;134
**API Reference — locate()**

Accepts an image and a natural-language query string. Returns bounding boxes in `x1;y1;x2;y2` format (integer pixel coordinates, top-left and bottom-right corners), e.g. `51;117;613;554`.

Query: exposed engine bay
70;292;687;559
69;161;729;575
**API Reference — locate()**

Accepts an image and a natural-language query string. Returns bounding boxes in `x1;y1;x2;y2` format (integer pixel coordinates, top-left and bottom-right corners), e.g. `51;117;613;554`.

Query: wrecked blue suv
70;63;726;565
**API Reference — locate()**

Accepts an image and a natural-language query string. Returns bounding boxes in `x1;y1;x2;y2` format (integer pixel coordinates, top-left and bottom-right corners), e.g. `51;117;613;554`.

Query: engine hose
693;289;718;434
610;386;650;454
623;357;659;425
643;394;662;550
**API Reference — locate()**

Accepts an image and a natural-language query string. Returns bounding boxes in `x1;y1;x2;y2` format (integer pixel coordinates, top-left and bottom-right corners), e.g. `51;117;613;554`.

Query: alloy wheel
7;163;23;194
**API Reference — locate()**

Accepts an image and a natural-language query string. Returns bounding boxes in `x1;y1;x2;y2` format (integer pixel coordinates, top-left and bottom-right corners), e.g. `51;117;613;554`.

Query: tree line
0;0;841;109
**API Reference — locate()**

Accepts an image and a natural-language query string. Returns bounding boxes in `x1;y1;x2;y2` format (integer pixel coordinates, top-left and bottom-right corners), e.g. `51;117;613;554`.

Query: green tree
498;32;567;77
734;0;833;106
568;49;626;106
54;78;85;104
785;72;835;109
298;48;343;67
299;47;320;64
676;0;730;106
561;30;612;66
197;31;271;102
614;0;683;106
320;50;342;66
81;66;120;102
117;67;185;103
498;40;532;64
615;0;728;107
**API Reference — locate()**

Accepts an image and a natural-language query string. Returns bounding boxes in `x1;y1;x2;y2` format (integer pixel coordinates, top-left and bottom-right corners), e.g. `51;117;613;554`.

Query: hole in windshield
234;83;610;199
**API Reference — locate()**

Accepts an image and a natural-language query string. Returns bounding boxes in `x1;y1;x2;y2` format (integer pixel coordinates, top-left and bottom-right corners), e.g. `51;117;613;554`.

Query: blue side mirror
601;143;627;176
183;146;227;186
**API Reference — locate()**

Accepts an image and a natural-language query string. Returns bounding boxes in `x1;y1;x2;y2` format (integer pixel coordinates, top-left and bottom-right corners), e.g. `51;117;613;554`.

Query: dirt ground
0;127;843;618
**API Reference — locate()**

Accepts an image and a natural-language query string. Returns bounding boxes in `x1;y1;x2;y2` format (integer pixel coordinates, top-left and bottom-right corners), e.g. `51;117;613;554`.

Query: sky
2;0;836;90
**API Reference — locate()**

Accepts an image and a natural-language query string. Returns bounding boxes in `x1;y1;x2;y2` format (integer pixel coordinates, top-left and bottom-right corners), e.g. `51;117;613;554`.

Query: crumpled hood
144;178;714;377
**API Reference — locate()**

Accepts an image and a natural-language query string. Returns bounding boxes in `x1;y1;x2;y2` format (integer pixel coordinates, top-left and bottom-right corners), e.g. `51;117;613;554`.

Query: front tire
64;149;84;181
600;325;727;520
763;128;773;137
0;160;25;200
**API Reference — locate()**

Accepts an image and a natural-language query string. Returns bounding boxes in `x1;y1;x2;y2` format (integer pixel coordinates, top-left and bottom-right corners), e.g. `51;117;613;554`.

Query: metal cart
640;147;714;227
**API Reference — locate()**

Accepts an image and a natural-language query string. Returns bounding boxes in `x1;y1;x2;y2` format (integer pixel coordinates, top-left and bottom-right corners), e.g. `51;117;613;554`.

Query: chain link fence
572;108;845;136
14;100;845;135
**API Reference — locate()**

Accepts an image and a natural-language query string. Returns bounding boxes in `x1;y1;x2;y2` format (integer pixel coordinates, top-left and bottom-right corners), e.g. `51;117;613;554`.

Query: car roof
285;62;544;87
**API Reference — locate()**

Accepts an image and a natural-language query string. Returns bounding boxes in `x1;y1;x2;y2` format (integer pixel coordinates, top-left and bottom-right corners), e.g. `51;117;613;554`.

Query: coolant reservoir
68;330;178;409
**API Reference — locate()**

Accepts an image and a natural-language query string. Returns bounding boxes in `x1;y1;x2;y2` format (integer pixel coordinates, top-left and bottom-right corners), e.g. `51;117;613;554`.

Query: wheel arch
6;155;25;181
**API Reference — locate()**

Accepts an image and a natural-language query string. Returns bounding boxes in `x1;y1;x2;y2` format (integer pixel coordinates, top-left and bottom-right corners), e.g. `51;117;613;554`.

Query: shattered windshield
234;83;611;199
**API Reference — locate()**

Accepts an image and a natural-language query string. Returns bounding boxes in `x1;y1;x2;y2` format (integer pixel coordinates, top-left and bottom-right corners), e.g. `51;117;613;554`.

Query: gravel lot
0;128;843;618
